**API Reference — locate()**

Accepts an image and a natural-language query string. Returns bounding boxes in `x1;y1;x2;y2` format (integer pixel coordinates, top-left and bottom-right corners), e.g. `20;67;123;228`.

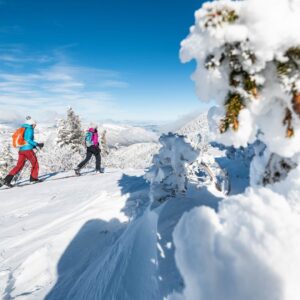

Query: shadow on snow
155;185;223;299
45;218;125;300
45;173;151;300
45;170;227;300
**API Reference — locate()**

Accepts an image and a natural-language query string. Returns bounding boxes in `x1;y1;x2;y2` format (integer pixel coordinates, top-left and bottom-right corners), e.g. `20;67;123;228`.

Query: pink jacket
88;128;99;146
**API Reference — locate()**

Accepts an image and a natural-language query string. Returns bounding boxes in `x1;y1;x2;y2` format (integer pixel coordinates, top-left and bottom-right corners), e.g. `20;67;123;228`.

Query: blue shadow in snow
156;186;223;299
211;142;252;195
45;173;151;300
118;173;150;220
45;218;125;300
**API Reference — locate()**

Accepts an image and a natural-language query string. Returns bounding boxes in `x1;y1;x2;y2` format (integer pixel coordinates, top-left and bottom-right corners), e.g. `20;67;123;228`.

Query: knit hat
25;116;37;126
90;123;98;129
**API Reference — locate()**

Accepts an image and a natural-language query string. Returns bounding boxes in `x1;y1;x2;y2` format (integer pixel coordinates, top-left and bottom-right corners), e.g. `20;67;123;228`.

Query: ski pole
14;160;30;185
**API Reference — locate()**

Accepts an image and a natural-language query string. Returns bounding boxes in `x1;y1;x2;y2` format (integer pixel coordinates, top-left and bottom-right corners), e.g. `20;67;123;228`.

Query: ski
0;178;12;189
0;179;45;189
16;180;46;188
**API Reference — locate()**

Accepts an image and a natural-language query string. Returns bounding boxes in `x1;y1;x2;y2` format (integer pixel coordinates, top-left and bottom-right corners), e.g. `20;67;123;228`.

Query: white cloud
0;50;129;124
0;49;52;64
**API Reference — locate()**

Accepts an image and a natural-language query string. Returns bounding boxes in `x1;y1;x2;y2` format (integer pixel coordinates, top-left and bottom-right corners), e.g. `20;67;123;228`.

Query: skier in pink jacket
75;126;102;175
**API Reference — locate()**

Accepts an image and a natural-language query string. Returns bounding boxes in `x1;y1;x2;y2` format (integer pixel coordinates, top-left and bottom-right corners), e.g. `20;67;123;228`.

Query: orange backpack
12;128;27;148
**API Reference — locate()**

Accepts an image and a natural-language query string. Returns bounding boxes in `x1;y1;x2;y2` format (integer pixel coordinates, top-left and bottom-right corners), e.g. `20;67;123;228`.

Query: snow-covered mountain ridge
0;113;209;172
0;122;159;149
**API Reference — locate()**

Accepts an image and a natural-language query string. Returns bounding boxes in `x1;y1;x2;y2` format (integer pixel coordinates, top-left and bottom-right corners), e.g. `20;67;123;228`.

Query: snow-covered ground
0;168;151;299
0;131;249;300
0;168;218;300
0;113;255;300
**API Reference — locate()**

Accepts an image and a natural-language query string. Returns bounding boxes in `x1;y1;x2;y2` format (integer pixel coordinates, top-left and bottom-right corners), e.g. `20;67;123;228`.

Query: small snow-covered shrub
39;144;84;173
146;133;199;203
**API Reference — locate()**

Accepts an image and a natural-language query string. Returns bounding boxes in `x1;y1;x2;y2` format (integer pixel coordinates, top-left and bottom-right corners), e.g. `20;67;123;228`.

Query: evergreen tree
181;0;300;184
56;107;85;153
0;143;14;178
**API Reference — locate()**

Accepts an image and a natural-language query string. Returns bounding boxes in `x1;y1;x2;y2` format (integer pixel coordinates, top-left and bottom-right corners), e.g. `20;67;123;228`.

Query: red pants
9;150;39;179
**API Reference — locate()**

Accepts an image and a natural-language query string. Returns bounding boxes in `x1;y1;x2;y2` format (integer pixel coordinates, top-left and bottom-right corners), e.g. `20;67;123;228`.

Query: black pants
77;146;101;171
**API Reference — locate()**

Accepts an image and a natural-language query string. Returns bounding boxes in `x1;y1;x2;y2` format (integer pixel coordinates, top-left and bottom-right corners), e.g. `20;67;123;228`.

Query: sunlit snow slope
0;169;155;300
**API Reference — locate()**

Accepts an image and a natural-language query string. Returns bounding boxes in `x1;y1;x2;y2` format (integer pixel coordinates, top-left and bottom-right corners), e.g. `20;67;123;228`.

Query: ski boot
30;176;44;184
96;168;104;174
2;175;14;188
74;168;81;176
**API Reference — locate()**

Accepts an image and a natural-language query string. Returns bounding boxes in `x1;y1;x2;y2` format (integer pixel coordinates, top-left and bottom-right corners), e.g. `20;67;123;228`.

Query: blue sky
0;0;207;124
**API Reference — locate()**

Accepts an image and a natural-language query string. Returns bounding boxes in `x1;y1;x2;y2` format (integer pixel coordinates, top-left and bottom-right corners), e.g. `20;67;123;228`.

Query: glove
37;143;44;149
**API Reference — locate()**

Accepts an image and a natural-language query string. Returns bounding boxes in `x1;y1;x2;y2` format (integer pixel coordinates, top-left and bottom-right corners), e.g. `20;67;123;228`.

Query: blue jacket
19;124;38;151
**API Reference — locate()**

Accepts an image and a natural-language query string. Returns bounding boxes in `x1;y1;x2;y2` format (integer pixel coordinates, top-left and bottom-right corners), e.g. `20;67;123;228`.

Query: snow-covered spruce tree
56;107;85;153
146;133;199;203
0;143;14;178
43;107;85;172
168;2;300;300
180;0;300;183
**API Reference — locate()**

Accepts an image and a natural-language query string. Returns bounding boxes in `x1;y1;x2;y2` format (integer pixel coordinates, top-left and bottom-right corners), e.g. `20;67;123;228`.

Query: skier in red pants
3;118;44;187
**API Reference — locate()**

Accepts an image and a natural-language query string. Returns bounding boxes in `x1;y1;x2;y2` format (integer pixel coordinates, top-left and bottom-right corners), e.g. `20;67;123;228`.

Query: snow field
0;169;148;299
0;139;229;300
1;111;269;300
